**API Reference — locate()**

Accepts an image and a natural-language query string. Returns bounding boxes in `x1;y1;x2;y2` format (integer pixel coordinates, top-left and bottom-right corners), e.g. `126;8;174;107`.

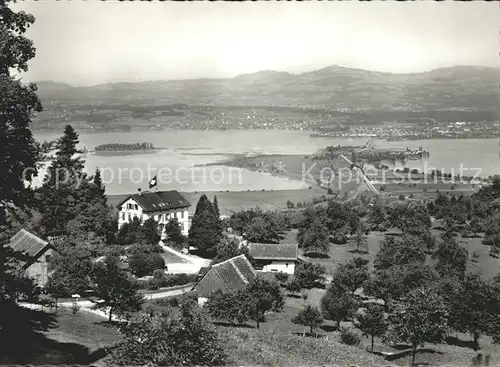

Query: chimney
138;188;142;195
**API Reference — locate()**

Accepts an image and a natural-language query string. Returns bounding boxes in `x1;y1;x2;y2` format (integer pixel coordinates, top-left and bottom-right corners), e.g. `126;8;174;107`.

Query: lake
33;129;500;195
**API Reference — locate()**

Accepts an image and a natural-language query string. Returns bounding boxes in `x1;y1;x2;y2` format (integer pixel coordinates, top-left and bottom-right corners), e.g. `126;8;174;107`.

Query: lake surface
33;129;500;194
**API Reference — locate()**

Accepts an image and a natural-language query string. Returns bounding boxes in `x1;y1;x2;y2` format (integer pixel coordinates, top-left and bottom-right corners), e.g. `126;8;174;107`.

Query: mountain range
35;65;500;111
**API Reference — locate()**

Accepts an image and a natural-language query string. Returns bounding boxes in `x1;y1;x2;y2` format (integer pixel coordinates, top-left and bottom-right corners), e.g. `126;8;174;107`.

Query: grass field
0;307;121;365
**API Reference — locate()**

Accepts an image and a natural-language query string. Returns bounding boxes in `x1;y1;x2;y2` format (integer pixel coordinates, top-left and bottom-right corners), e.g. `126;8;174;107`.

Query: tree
330;257;369;294
384;286;448;366
129;253;165;278
0;0;43;210
213;195;220;218
91;257;144;321
188;206;222;257
244;214;284;244
321;286;359;329
205;289;251;326
298;219;331;256
286;278;302;296
292;304;324;335
212;235;255;266
354;303;387;352
353;224;368;254
164;218;185;246
432;236;468;279
244;277;284;329
294;262;326;289
448;273;497;350
374;235;426;271
111;298;226;366
37;125;92;236
46;254;92;299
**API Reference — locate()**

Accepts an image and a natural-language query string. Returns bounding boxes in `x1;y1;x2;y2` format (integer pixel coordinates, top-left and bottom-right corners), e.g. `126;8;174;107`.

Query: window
135;204;139;210
128;214;132;221
122;213;125;220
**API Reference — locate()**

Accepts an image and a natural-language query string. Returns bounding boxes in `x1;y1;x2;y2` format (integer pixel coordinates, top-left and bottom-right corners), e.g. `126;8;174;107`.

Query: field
0;307;121;365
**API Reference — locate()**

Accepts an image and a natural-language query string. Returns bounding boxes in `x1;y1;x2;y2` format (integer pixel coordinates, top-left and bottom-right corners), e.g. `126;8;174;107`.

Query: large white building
117;190;191;237
248;243;298;275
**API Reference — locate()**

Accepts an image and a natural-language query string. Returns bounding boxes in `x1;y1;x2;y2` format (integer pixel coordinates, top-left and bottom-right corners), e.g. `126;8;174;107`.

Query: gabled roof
7;229;53;268
117;190;190;212
7;229;49;258
192;254;256;294
248;243;298;261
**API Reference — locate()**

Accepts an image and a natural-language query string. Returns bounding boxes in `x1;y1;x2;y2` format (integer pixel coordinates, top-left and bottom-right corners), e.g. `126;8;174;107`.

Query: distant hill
34;65;500;111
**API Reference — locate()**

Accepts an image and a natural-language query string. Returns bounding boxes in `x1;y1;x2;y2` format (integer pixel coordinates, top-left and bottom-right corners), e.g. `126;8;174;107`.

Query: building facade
248;243;298;275
117;190;191;237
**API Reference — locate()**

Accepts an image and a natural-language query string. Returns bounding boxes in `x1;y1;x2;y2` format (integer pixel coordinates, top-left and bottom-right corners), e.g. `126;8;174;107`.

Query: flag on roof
149;175;157;189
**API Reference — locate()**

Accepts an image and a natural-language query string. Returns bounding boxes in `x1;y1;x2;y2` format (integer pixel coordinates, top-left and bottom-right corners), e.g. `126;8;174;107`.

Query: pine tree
91;167;107;205
37;125;92;236
213;195;220;218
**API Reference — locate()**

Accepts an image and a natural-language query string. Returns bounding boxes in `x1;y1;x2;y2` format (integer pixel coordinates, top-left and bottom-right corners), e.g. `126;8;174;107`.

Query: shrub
339;327;361;346
136;273;197;290
129;253;165;278
275;272;289;284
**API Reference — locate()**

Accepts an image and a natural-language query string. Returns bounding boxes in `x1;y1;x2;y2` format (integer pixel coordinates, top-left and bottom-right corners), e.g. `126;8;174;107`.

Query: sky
12;1;500;86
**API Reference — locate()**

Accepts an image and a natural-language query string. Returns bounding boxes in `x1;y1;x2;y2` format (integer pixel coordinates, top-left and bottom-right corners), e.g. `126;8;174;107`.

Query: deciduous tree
384;286;448;366
91;257;144;321
292;304;324;335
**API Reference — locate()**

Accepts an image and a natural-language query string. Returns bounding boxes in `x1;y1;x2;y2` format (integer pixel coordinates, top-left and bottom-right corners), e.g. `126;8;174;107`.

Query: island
93;142;160;156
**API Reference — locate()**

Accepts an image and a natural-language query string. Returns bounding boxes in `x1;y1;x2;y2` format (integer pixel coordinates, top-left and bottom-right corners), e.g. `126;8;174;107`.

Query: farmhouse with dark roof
192;254;256;306
117;190;191;237
248;243;298;275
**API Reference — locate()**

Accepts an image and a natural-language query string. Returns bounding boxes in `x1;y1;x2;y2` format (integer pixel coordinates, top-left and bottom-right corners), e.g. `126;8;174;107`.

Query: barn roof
192;254;256;295
117;190;190;212
248;243;298;261
7;229;49;259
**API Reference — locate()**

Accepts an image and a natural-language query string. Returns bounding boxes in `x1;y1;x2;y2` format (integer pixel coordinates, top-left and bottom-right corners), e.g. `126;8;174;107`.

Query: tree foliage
294;261;326;289
91;257;144;321
111;298;226;366
292;304;324;335
384;286;449;366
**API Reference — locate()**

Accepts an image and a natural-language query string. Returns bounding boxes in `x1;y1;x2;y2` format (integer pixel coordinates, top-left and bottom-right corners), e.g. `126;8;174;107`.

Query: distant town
32;102;500;141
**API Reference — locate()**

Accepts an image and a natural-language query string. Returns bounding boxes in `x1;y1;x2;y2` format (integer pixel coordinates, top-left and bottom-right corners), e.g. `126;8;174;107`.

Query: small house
248;243;298;275
191;254;256;306
7;229;56;287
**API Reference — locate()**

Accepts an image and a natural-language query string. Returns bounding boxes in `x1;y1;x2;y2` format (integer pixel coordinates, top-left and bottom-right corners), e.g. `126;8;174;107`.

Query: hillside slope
35;65;500;110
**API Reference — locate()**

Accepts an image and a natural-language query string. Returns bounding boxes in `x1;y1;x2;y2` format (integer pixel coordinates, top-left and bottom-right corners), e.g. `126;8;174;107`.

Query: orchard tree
285;278;302;297
213;235;255;266
92;257;144;321
448;273;497;350
294;262;326;289
298;219;331;256
244;277;284;329
292;304;324;335
384;286;448;366
354;303;387;352
321;286;358;329
330;257;369;294
374;235;426;271
205;289;251;326
432;236;468;279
